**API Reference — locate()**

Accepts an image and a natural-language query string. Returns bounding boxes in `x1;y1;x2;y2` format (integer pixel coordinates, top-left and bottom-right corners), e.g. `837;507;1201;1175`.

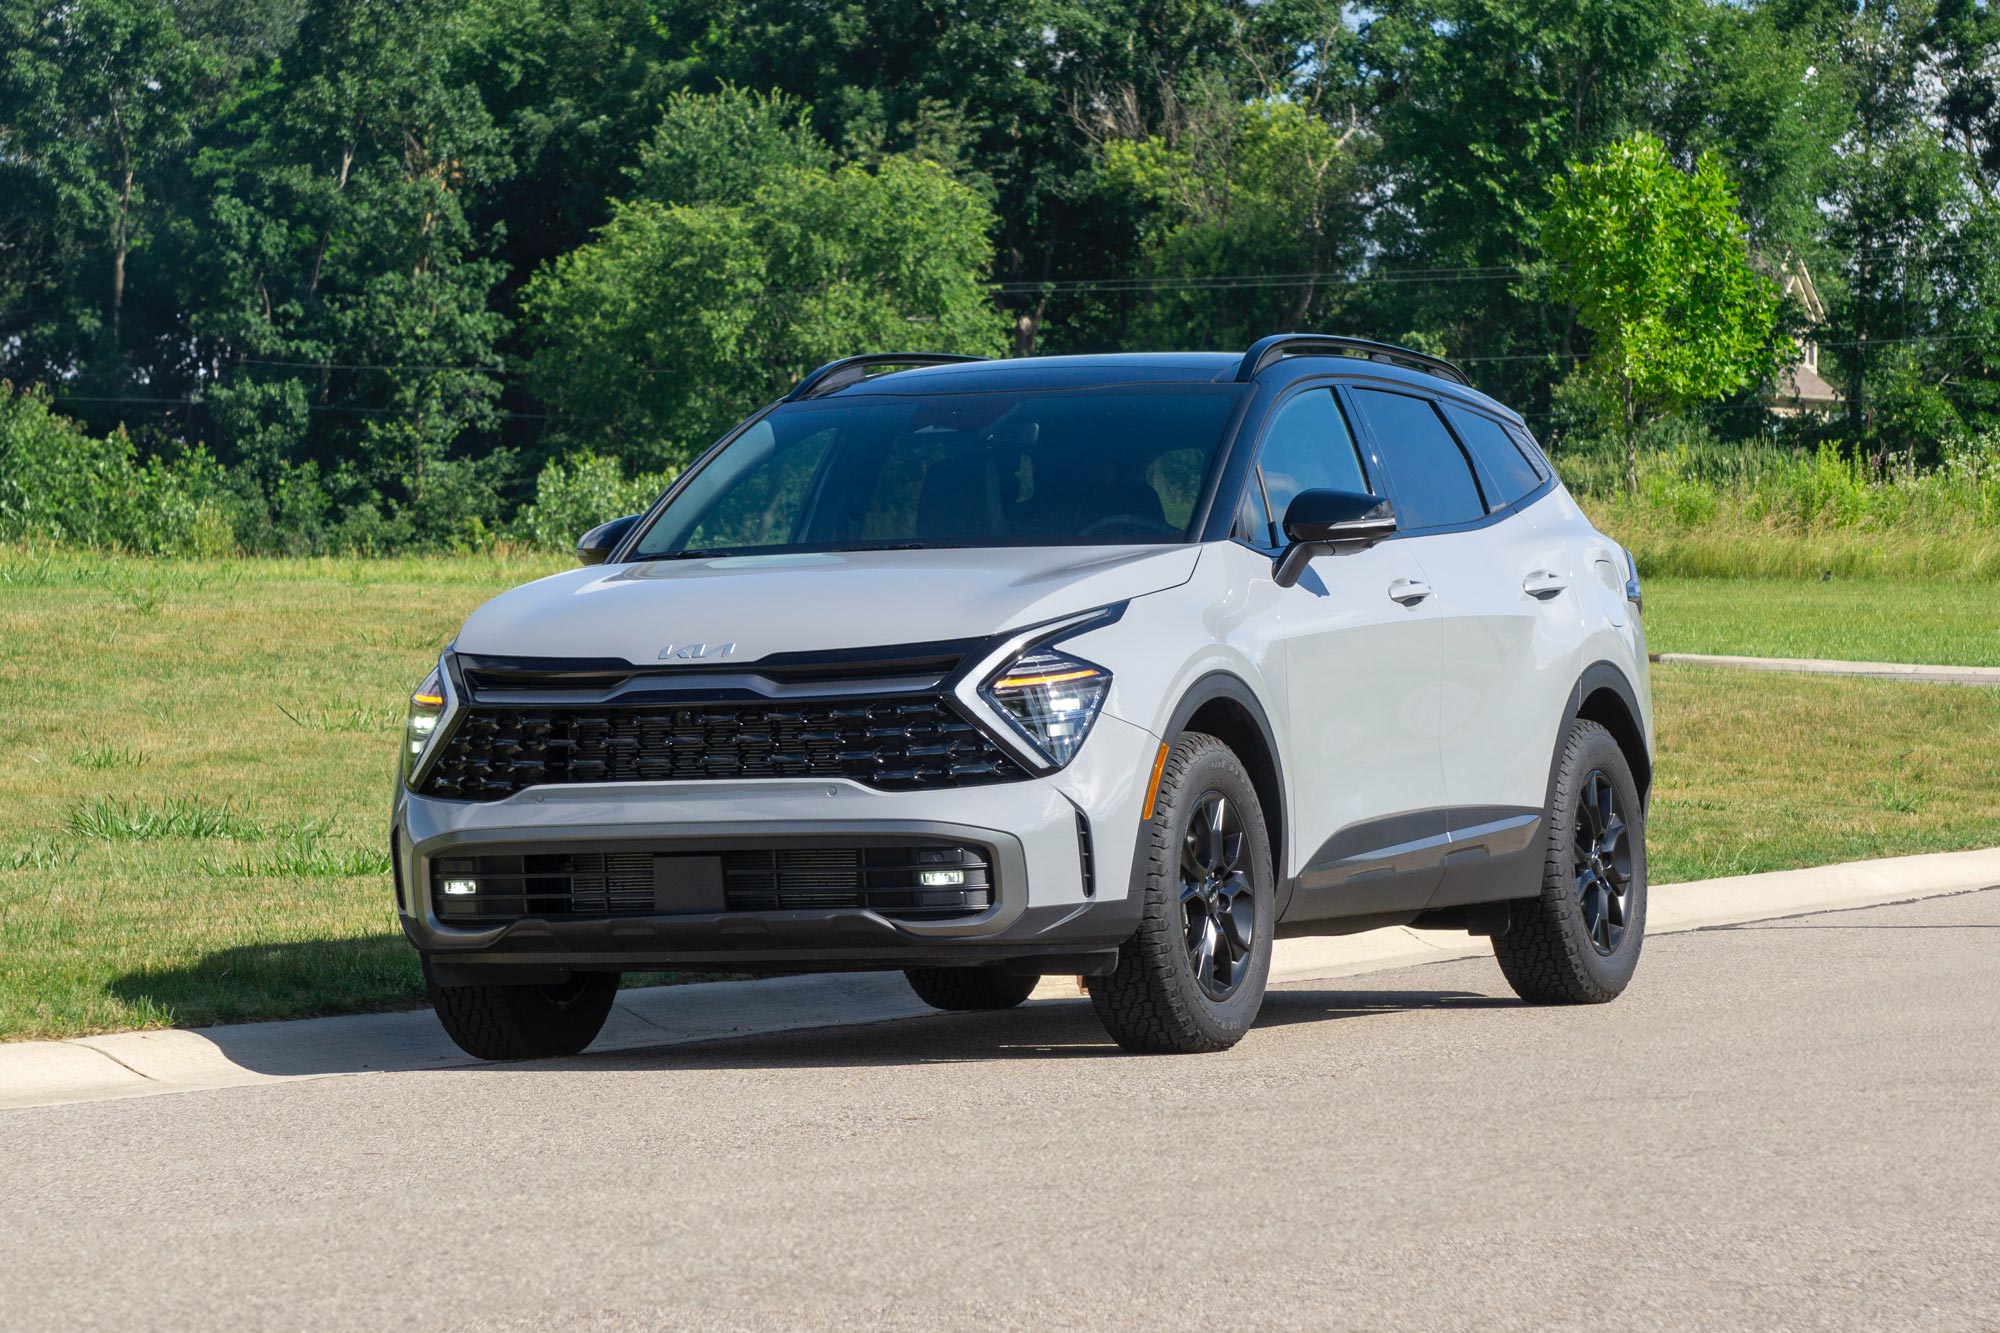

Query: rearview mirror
576;513;641;566
1273;489;1397;588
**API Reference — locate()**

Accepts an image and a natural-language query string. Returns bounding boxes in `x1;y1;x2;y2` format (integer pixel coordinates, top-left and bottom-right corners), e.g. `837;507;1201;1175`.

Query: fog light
441;878;478;896
918;869;965;887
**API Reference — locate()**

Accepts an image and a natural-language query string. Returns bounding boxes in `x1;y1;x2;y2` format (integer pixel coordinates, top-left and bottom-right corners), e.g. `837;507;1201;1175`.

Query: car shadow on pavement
517;987;1523;1074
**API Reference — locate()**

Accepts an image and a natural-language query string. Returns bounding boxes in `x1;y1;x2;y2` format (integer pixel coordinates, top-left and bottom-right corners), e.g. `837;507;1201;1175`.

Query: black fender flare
1134;671;1293;914
1545;660;1653;816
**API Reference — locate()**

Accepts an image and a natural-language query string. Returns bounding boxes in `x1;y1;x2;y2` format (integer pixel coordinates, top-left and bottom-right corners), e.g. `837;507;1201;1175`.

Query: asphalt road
4;889;1998;1331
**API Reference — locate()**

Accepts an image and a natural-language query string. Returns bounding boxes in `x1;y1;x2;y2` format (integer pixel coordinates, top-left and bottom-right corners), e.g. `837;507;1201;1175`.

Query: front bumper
392;713;1159;979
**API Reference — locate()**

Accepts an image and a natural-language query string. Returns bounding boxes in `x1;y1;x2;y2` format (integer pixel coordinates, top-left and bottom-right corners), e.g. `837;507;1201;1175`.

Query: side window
1506;422;1554;481
1443;404;1544;510
1233;476;1273;547
1351;389;1486;531
1255;388;1370;530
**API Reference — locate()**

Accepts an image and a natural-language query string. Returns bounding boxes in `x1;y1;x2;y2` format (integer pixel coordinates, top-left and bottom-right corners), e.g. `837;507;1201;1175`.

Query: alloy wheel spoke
1193;916;1219;984
1599;815;1625;855
1182;832;1208;881
1578;776;1604;837
1595;780;1618;840
1222;892;1255;955
1204;796;1228;870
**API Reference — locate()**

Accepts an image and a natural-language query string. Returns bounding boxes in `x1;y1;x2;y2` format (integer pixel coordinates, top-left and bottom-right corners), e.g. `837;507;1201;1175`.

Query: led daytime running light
992;667;1103;690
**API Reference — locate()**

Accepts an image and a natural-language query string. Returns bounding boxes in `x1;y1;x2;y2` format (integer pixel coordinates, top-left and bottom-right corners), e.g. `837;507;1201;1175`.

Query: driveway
3;889;1996;1329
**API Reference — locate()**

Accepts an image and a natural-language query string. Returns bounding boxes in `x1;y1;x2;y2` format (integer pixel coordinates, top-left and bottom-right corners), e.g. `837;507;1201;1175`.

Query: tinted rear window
1443;404;1544;509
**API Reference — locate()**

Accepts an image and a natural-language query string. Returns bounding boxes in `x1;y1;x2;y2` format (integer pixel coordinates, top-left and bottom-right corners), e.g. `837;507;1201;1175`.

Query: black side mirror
576;513;641;566
1273;489;1398;588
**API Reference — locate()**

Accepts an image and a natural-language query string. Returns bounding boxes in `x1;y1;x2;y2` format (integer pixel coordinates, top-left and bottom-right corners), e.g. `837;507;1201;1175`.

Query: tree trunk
111;166;132;347
1622;376;1639;499
1014;295;1047;358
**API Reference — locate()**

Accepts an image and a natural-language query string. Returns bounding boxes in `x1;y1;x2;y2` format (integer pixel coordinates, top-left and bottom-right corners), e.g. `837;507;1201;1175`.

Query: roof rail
1236;334;1470;387
785;353;988;401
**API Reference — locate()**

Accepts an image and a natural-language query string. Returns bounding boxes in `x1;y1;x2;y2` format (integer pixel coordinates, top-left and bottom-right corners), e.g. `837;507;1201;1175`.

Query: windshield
628;384;1246;558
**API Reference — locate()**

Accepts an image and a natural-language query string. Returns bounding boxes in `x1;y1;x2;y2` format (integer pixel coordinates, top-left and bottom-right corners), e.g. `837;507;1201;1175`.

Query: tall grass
1560;433;2000;579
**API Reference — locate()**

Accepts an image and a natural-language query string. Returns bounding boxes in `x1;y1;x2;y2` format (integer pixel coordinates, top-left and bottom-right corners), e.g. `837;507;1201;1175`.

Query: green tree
629;85;832;207
0;0;209;359
1542;133;1785;494
191;0;512;542
527;136;1006;470
1092;94;1369;349
1356;0;1694;408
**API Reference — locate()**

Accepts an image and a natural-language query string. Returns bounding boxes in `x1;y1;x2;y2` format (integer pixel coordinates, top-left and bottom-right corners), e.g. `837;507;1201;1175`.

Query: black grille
431;845;994;922
419;696;1029;800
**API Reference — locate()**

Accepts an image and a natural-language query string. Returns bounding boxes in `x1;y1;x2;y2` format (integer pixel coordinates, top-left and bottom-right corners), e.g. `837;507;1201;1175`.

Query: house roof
1775;359;1842;408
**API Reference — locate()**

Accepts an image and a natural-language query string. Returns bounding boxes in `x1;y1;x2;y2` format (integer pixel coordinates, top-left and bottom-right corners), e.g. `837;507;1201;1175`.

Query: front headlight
400;669;445;787
980;648;1111;769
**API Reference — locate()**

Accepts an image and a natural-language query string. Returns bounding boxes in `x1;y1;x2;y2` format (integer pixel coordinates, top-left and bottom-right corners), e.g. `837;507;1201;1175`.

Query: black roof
809;349;1521;424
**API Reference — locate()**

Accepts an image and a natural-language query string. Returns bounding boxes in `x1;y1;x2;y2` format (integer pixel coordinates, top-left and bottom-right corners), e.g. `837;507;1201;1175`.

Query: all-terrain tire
902;966;1040;1011
1087;732;1275;1054
424;963;620;1060
1493;719;1647;1004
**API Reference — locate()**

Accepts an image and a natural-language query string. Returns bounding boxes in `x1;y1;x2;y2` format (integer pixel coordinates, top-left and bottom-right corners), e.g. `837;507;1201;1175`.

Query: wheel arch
1155;672;1290;911
1563;661;1652;804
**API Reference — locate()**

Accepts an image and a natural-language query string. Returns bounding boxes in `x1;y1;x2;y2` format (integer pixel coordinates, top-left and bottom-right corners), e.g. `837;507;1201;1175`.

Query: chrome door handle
1388;578;1432;606
1522;571;1569;600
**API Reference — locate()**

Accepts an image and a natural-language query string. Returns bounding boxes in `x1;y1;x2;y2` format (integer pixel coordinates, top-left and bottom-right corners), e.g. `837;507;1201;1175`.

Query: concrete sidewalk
1655;652;2000;686
5;845;1998;1112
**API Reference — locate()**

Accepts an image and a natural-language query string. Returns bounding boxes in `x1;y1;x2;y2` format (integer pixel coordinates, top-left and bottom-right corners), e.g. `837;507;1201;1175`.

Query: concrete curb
6;846;1998;1112
1654;652;2000;687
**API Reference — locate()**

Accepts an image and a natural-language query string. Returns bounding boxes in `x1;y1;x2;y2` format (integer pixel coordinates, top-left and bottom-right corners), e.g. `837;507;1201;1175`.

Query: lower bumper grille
431;844;994;924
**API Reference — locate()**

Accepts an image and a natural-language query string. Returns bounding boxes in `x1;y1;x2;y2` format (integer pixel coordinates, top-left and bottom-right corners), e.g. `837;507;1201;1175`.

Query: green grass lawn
3;551;1997;1041
1644;576;2000;666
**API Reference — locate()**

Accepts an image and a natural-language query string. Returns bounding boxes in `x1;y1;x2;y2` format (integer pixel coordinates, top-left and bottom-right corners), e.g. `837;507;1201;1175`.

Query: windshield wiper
823;541;968;553
654;548;737;560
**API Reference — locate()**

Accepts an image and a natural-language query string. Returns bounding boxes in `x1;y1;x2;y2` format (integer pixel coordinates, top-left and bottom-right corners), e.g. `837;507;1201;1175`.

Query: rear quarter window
1442;404;1545;510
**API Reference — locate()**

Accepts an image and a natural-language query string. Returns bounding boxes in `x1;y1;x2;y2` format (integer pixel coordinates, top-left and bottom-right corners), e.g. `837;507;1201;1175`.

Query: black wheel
424;963;620;1060
1088;733;1275;1053
903;965;1040;1011
1493;719;1647;1004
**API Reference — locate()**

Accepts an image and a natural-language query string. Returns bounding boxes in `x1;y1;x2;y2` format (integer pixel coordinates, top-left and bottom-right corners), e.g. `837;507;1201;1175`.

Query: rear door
1348;387;1581;906
1248;384;1449;924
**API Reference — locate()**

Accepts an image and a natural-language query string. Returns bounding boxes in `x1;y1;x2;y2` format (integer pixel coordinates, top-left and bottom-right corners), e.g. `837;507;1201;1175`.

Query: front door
1248;385;1448;924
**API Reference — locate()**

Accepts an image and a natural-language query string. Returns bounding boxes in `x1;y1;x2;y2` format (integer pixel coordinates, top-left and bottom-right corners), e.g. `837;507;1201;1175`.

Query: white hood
454;545;1202;662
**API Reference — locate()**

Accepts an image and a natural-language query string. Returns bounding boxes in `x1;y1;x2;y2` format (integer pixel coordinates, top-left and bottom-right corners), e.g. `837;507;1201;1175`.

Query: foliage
6;0;2000;552
0;383;235;554
1094;96;1369;349
512;453;672;551
526;99;1006;469
1543;133;1787;492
